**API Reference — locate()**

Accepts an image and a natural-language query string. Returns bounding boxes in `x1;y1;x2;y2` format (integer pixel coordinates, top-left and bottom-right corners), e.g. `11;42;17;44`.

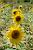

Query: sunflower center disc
16;16;21;22
12;30;20;39
13;11;17;14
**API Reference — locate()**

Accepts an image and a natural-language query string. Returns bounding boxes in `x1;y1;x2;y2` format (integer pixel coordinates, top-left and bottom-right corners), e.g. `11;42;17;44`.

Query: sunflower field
0;0;33;50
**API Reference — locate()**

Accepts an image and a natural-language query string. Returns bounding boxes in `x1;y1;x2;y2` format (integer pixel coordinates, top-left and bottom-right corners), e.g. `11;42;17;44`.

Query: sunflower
12;9;20;16
4;25;25;46
12;8;24;24
19;5;22;9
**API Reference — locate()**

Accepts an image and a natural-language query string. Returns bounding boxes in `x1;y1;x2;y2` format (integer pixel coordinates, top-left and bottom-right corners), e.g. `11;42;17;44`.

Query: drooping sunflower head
19;5;23;9
4;25;26;46
12;8;24;24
